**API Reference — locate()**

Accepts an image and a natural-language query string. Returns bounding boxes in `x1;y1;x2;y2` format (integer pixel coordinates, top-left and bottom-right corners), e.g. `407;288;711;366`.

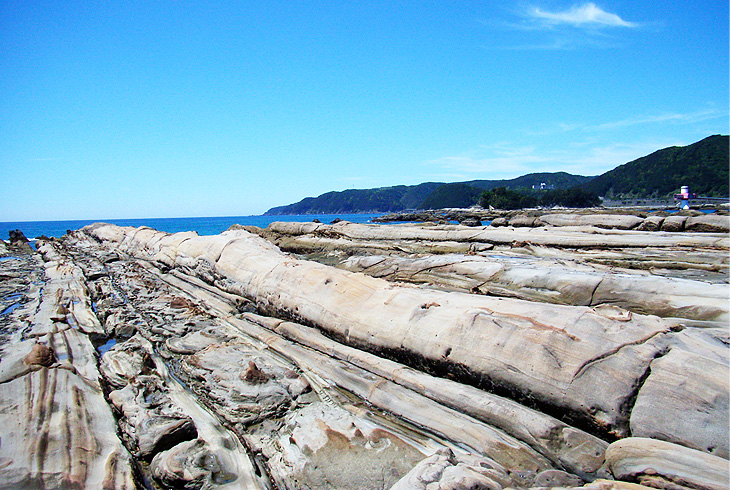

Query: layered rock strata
247;220;729;295
338;253;728;322
0;243;136;489
1;219;727;490
374;208;730;234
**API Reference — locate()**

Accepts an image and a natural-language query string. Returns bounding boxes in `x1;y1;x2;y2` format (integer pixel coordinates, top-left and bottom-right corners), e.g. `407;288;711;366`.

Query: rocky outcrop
605;438;729;490
246;220;729;285
628;329;730;457
81;224;729;451
339;253;728;322
538;213;645;230
0;243;136;490
256;219;729;251
375;209;730;233
685;214;730;233
7;229;34;253
390;448;516;490
2;218;727;490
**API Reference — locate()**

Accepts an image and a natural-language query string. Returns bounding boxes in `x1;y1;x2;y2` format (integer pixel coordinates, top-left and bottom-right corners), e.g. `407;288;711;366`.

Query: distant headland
265;134;729;215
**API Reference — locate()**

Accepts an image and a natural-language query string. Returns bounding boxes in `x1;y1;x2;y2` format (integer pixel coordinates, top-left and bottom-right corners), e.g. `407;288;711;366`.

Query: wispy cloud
529;3;638;28
585;109;727;131
482;36;619;51
426;139;685;179
529;109;728;136
427;144;554;178
483;3;643;51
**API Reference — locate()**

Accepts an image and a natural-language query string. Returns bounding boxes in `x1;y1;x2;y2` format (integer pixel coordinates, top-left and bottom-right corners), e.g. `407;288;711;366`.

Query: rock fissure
622;348;672;440
572;330;669;381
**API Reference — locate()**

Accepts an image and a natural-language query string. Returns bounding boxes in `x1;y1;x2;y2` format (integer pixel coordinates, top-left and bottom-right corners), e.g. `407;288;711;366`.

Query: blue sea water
0;213;383;241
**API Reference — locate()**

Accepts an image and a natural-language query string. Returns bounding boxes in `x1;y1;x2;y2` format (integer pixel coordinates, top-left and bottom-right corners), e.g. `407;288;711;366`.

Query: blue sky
1;1;727;221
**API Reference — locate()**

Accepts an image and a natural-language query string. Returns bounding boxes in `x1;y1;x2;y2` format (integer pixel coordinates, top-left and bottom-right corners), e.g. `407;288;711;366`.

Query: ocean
0;213;384;241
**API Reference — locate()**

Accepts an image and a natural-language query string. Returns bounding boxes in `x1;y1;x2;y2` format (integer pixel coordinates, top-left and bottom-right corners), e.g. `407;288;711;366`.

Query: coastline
0;212;383;240
1;214;728;489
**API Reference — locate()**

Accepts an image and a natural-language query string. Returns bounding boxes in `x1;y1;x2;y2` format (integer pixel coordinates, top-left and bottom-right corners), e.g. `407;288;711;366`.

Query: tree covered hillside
265;135;728;214
265;173;591;214
465;172;593;191
581;135;729;199
265;183;442;215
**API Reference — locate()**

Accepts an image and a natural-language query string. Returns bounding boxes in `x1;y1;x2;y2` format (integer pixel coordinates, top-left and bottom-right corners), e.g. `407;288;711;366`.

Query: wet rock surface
0;241;136;489
0;217;728;489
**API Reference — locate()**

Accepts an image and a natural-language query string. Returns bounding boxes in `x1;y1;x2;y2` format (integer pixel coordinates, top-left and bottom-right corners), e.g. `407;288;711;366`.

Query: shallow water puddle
0;303;21;316
0;293;23;316
97;338;117;356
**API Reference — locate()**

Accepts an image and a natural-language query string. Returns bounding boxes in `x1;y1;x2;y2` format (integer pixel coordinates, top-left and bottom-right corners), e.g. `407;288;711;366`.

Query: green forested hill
265;183;442;215
265;172;591;214
465;172;593;191
265;135;728;214
581;135;729;198
419;183;484;209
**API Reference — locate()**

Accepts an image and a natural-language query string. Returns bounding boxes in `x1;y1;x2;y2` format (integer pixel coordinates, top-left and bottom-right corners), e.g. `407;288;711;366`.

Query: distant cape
265;135;729;215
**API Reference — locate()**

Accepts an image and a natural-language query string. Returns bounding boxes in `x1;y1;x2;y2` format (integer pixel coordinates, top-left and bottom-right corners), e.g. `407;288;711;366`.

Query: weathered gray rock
7;229;33;253
179;339;310;426
31;221;725;490
110;376;198;458
150;439;239;489
31;246;105;338
242;313;609;480
533;469;586;487
605;437;730;490
82;223;728;447
254;402;426;490
629;328;729;458
460;217;483;227
0;243;136;489
539;214;644;230
509;215;542;227
261;220;729;250
636;216;664;231
0;368;137;490
390;448;515;490
166;327;233;354
99;333;151;387
660;215;687;232
249;219;729;289
339;253;729;322
103;308;141;338
685;214;730;233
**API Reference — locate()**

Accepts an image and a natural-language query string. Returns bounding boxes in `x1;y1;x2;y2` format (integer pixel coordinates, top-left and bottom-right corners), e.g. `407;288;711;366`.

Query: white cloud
585;109;727;131
528;109;728;136
427;144;553;178
426;139;685;179
485;3;642;50
530;3;637;28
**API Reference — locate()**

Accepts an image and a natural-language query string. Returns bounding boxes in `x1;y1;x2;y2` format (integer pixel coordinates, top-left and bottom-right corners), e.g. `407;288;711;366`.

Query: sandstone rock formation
1;216;727;490
0;243;136;490
375;208;730;234
338;253;728;322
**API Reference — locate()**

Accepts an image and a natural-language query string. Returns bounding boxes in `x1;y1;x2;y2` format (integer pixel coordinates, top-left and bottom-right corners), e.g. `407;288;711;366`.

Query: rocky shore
0;215;728;490
373;207;730;232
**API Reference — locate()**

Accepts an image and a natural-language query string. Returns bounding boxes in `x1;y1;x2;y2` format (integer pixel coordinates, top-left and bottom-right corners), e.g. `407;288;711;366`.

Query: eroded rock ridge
0;218;727;490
